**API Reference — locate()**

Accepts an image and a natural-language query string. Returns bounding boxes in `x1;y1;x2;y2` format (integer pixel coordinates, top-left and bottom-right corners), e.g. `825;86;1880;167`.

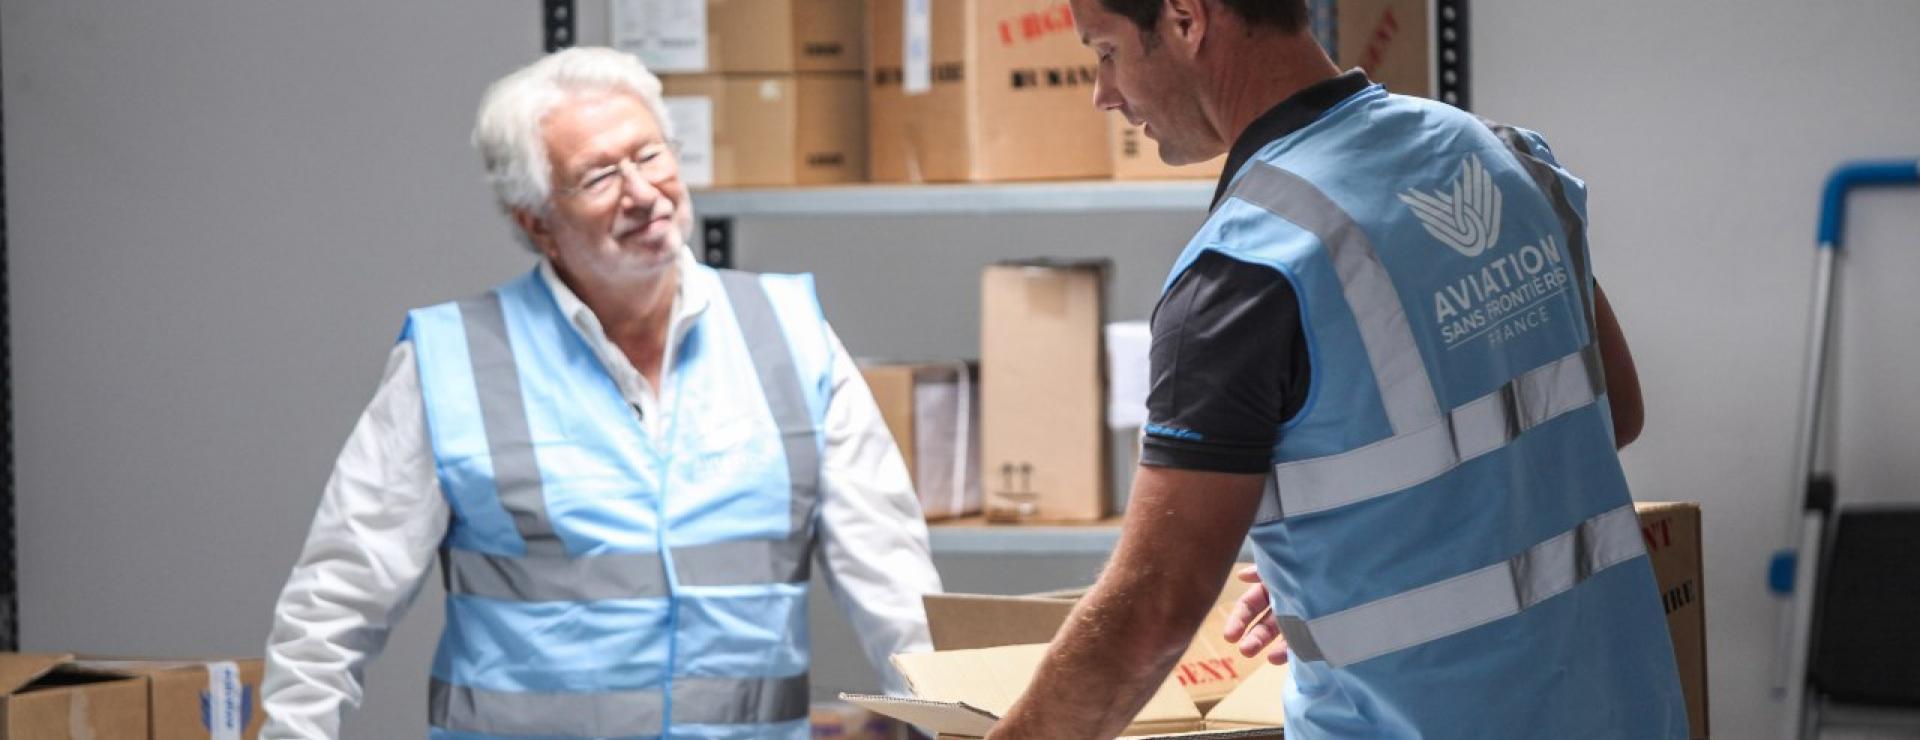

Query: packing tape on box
904;0;931;94
205;661;245;740
70;687;97;740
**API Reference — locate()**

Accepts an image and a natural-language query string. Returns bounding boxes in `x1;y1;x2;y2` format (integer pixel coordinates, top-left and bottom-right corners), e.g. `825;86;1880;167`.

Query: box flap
892;643;1203;733
1202;662;1292;727
924;593;1075;651
840;693;1001;737
0;652;77;695
1634;501;1697;515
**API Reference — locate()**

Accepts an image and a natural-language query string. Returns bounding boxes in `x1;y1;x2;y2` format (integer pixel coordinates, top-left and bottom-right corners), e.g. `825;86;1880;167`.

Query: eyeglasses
555;141;680;202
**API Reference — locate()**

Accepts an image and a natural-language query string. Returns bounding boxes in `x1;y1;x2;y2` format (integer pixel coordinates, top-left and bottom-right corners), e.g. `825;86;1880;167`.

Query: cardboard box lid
923;571;1265;706
0;653;76;696
846;643;1286;738
1200;662;1292;728
924;593;1075;650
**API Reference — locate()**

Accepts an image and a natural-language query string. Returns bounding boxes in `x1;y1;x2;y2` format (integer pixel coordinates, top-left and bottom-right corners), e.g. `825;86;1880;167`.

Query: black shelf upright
545;0;577;52
1436;0;1470;110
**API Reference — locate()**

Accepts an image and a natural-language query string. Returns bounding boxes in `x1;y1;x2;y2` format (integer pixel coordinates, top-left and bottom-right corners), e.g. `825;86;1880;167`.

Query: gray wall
5;1;1919;739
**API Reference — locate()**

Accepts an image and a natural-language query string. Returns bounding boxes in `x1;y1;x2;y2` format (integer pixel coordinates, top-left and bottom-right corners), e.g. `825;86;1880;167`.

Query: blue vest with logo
1170;85;1688;738
402;264;832;740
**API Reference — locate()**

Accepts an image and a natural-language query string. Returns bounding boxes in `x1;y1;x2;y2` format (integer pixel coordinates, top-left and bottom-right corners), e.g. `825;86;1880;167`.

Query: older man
988;0;1684;738
262;47;941;740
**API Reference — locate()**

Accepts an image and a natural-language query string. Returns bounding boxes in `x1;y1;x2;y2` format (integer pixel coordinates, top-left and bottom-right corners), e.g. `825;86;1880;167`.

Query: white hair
472;46;674;241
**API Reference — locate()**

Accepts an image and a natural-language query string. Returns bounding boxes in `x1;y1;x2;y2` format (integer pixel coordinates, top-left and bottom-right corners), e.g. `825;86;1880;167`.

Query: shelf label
612;0;708;73
664;95;714;188
904;0;932;95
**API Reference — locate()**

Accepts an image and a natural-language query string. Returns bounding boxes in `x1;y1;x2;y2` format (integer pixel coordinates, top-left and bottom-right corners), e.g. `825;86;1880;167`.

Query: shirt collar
1210;69;1374;211
536;244;711;377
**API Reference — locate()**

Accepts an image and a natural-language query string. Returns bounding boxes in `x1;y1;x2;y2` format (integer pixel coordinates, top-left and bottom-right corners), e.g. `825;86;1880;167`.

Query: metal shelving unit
927;519;1260;558
689;179;1213;266
537;0;1470;555
927;520;1130;556
692;179;1214;218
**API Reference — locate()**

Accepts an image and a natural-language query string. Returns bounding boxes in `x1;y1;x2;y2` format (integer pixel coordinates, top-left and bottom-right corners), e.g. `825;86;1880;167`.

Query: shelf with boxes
690;178;1214;217
599;0;1466;266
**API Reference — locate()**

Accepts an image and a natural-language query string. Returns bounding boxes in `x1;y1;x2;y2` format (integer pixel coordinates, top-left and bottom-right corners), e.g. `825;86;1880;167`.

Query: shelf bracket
700;217;735;268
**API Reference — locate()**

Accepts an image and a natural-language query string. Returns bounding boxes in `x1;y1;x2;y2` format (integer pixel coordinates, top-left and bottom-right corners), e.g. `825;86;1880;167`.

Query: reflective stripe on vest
440;270;819;602
1228;161;1604;524
1226;163;1443;437
455;291;564;556
716;269;822;541
429;674;809;737
1276;504;1644;667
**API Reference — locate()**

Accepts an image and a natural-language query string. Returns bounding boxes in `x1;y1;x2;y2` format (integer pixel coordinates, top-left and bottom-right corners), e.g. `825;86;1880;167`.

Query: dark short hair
1097;0;1310;35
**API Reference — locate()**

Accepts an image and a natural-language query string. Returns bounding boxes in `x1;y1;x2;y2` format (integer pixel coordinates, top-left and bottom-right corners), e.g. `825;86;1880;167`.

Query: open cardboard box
844;643;1289;738
863;502;1706;737
73;657;267;740
0;653;147;739
921;575;1263;709
844;567;1284;737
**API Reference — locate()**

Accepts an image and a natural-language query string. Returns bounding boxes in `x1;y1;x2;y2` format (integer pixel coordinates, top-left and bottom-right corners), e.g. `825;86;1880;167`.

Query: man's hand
984;466;1266;739
1221;565;1289;665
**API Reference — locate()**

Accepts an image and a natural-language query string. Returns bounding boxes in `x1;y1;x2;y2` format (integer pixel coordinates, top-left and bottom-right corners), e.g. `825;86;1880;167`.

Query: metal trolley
1772;159;1920;739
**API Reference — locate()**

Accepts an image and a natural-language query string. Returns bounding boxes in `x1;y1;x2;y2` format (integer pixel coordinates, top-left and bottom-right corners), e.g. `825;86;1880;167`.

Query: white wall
4;0;1917;738
1474;3;1920;738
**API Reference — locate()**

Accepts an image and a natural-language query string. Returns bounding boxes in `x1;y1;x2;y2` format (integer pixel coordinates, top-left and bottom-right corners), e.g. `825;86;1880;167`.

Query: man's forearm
987;467;1264;739
1002;558;1216;737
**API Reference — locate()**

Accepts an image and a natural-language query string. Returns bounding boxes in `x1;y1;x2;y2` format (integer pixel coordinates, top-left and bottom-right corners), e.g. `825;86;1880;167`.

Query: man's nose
1092;71;1124;112
618;159;664;207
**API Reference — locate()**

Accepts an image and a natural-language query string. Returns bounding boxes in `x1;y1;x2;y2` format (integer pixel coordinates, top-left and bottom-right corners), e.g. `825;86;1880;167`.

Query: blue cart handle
1819;159;1920;249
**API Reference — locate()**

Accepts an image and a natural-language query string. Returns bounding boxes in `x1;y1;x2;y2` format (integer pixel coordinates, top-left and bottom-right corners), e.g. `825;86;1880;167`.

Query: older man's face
532;90;690;282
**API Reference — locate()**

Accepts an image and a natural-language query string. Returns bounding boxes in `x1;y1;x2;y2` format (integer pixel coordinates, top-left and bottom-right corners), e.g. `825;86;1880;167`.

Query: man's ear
513;208;558;258
1164;0;1208;55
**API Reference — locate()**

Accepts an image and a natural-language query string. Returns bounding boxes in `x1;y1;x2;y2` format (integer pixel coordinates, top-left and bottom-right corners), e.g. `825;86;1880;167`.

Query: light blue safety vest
402;264;833;740
1173;84;1689;737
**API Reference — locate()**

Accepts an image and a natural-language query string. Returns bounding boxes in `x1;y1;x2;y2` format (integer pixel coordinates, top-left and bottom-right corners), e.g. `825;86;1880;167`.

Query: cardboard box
810;700;903;739
861;361;982;521
1638;502;1709;739
868;0;1112;182
844;643;1288;738
924;568;1265;708
980;261;1109;522
614;0;866;74
913;504;1706;736
1108;114;1223;181
662;74;867;187
73;658;266;740
1337;0;1433;98
0;653;147;740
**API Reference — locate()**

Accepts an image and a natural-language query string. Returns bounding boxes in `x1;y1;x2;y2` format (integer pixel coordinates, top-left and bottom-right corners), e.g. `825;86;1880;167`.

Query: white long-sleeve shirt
262;251;942;739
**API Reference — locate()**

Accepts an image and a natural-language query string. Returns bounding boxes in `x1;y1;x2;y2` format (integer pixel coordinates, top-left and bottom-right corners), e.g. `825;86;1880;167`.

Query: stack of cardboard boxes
621;0;1351;186
617;0;871;187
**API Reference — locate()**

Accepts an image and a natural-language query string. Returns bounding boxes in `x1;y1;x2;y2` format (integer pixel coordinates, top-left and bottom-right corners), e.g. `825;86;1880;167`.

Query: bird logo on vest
1399;154;1504;258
